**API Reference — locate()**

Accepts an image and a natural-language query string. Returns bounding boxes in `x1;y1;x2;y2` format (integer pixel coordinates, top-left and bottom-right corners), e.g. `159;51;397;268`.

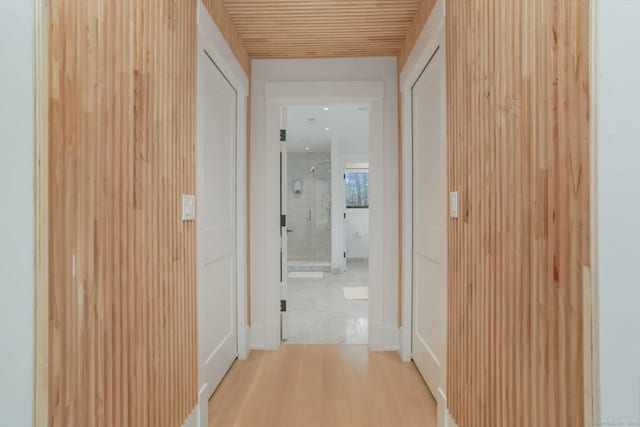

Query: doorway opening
283;104;370;344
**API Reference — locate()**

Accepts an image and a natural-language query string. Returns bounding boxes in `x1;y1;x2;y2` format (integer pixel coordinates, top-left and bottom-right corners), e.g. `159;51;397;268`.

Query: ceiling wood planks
222;0;422;59
204;0;252;74
397;0;437;70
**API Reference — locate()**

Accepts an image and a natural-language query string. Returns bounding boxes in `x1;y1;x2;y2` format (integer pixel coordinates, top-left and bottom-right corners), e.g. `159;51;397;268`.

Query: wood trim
33;0;49;424
397;0;437;71
203;0;251;75
587;0;601;423
247;83;252;326
397;75;403;328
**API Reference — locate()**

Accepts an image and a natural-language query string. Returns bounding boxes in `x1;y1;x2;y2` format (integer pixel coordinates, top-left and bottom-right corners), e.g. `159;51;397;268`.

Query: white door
197;49;238;406
412;46;447;400
280;107;289;341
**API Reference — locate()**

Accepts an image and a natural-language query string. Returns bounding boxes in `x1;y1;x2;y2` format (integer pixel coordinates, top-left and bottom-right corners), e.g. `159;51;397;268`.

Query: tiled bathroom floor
286;260;368;344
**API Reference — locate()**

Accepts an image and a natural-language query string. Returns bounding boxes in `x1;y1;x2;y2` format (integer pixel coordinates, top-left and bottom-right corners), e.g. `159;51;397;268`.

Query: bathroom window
345;170;369;208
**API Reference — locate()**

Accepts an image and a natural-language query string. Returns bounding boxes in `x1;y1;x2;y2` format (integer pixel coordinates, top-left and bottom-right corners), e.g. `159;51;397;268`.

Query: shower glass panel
287;152;331;266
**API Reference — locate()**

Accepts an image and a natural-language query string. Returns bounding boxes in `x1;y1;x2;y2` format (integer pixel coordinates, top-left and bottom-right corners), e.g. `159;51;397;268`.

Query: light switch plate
450;191;459;219
182;195;196;221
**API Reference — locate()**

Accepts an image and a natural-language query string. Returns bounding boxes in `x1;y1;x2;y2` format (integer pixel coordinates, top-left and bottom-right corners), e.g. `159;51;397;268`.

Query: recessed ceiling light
325;127;330;131
323;107;329;111
305;147;310;151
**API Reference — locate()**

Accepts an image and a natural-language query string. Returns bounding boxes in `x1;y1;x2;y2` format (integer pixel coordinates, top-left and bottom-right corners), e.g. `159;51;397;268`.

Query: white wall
346;210;369;259
250;57;399;349
597;1;640;424
0;1;35;425
331;118;370;271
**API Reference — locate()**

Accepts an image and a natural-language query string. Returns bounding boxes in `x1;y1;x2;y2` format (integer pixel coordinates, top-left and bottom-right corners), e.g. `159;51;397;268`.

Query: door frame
264;81;387;350
195;4;249;427
343;163;371;269
399;1;450;426
197;0;249;362
279;109;288;341
34;0;49;424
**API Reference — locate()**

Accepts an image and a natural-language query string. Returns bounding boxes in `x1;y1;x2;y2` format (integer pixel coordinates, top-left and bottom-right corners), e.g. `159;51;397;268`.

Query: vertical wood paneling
48;1;198;426
445;1;591;427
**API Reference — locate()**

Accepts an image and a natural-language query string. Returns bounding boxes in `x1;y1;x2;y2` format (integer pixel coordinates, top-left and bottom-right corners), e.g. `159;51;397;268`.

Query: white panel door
412;46;447;399
197;49;238;404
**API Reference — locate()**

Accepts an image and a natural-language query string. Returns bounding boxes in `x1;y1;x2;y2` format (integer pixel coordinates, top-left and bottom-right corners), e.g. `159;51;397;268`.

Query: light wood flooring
208;345;437;427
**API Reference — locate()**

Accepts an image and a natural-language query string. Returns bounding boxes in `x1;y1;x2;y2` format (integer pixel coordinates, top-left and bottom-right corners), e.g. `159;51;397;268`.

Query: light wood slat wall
446;1;591;427
222;0;421;59
203;0;252;74
48;1;198;426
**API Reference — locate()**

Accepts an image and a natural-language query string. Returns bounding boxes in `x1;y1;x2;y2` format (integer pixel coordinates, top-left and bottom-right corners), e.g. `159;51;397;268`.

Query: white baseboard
370;322;400;351
399;325;412;361
182;404;198;427
248;324;266;349
445;408;458;427
432;388;457;427
197;383;210;427
265;320;280;349
249;321;280;350
238;325;250;359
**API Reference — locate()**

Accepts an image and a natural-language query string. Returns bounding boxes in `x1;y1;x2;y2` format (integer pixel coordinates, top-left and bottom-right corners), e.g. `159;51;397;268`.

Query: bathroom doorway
283;104;370;344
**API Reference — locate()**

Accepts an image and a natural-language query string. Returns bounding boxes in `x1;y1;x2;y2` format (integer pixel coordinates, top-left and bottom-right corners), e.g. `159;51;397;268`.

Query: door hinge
280;300;287;312
343;173;346;180
343;212;346;219
280;129;286;142
343;252;346;258
281;214;286;227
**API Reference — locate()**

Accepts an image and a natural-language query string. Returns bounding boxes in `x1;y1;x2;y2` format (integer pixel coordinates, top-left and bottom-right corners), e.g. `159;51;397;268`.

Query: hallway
4;0;623;426
208;345;437;427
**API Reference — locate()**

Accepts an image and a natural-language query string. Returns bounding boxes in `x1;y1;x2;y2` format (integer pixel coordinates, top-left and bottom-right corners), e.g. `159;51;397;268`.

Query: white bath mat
343;286;369;300
288;271;324;279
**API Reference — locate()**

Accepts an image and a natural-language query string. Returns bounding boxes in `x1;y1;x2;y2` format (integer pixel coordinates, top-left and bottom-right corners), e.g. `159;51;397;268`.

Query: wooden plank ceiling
222;0;422;59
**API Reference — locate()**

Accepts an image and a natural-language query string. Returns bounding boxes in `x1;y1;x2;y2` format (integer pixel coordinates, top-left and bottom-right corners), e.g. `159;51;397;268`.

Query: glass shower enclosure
287;152;331;269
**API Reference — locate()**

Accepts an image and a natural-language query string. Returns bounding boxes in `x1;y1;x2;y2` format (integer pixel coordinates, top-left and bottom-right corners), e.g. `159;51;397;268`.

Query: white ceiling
286;105;369;153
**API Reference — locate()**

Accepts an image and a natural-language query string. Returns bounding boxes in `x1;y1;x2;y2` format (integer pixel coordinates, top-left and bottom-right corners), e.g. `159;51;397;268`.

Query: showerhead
309;160;330;173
